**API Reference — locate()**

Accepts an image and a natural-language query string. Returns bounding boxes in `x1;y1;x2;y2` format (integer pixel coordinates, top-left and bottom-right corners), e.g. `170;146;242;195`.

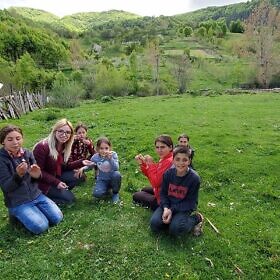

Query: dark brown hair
75;123;88;133
154;135;173;148
0;125;23;144
96;136;111;149
173;145;192;159
177;133;190;141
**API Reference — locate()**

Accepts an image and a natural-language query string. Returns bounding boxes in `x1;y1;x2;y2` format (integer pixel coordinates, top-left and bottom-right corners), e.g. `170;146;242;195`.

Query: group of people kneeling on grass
0;118;203;237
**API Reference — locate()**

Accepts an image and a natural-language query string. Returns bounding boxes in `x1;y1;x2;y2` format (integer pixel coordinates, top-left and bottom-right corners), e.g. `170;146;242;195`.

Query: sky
0;0;248;17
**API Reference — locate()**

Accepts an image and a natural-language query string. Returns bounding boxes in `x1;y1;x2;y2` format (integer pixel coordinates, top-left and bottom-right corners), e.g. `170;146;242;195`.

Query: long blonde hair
47;118;74;162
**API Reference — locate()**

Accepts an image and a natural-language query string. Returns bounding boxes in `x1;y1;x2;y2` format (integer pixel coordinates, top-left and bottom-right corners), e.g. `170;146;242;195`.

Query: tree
246;0;280;88
170;54;191;94
183;26;193;37
229;20;245;33
146;40;160;95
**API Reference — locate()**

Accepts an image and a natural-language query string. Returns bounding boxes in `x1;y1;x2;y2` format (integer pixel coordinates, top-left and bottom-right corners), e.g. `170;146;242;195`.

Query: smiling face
178;137;189;146
76;127;87;139
55;125;72;144
155;141;173;159
173;152;190;176
97;142;111;157
3;131;23;154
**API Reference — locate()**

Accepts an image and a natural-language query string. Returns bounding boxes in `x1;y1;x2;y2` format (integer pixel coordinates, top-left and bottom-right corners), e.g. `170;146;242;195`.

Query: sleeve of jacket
33;142;60;187
87;139;95;158
140;159;172;190
0;159;23;193
160;171;171;209
110;152;119;171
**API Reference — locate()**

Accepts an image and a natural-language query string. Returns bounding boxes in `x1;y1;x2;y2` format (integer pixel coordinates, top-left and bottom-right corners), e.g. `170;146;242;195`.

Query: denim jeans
150;207;198;237
93;171;121;198
9;193;63;235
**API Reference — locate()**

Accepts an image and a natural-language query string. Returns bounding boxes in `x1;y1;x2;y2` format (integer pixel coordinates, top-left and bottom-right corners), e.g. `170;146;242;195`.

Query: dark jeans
132;186;158;211
47;170;84;205
150;207;199;237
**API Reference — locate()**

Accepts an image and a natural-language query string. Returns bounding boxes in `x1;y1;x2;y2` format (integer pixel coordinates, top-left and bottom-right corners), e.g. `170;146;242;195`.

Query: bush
48;80;84;108
101;95;114;103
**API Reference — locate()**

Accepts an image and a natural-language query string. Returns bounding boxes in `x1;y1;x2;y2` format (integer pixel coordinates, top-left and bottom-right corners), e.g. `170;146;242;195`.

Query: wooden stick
205;217;220;234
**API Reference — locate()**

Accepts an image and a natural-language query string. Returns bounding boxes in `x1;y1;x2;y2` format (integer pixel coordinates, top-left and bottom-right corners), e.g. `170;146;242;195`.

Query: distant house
92;43;102;54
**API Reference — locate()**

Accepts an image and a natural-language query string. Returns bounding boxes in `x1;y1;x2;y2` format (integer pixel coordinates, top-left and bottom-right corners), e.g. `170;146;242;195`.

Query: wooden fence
0;92;47;120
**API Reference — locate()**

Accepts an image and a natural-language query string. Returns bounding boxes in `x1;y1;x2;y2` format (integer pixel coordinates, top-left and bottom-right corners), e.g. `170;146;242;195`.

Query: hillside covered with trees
0;0;279;108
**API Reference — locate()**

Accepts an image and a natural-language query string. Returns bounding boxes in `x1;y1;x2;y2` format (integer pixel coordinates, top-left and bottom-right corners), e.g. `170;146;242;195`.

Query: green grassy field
0;93;279;279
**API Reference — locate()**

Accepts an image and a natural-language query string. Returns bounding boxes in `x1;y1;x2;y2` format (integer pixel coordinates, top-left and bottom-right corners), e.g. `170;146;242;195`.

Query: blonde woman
33;119;84;205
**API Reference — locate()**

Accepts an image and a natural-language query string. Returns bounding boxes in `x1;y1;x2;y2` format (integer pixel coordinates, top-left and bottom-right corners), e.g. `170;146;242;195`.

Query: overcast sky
0;0;248;17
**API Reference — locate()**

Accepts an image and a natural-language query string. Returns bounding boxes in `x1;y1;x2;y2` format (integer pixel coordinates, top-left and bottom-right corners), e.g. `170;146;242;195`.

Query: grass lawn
0;93;279;279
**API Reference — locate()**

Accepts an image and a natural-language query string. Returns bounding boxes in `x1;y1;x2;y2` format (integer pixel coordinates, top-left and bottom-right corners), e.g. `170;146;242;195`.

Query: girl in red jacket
133;135;173;210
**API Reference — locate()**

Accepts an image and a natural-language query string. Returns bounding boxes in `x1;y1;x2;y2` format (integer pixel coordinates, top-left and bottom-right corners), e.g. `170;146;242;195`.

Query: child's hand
144;155;153;164
83;139;91;145
16;161;28;177
74;168;84;178
57;182;69;189
82;160;93;166
135;154;145;164
162;208;172;224
29;164;41;179
105;151;112;159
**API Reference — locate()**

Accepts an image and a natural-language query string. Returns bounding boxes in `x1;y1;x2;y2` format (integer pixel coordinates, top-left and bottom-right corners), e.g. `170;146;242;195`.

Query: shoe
112;193;120;204
193;212;204;237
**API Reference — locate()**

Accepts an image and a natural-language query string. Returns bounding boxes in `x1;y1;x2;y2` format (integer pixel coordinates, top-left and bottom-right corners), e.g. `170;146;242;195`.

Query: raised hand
16;161;28;177
29;164;41;179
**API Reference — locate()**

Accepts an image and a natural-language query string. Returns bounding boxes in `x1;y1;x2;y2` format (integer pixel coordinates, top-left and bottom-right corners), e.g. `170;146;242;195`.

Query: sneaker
112;193;120;204
193;212;204;237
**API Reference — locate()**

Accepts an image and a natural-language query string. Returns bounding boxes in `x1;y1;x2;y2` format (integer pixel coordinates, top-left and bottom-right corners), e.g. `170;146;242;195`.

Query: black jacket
0;147;41;208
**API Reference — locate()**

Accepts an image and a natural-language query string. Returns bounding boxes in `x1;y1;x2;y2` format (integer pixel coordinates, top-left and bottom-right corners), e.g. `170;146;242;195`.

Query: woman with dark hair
133;135;173;210
0;125;63;234
33;118;84;205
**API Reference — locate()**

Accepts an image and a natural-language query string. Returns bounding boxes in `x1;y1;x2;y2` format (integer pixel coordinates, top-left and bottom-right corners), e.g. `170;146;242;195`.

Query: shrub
48;80;84;108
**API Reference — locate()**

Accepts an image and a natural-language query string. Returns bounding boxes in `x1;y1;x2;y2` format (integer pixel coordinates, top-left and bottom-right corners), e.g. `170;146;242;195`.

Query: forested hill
7;7;141;34
173;0;258;25
7;1;258;34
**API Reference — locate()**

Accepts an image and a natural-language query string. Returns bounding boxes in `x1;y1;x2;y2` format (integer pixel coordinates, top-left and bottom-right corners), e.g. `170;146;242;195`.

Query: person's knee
112;171;121;182
93;188;106;198
150;219;160;233
169;223;182;236
51;211;63;225
29;220;49;235
169;220;190;236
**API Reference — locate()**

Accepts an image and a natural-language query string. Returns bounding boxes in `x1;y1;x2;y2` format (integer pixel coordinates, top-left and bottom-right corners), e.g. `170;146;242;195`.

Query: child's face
3;131;23;154
76;127;87;139
98;142;111;157
178;137;189;146
155;141;172;159
173;152;190;175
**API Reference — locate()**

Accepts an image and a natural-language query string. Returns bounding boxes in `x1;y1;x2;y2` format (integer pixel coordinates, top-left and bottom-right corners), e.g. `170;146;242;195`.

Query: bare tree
170;53;191;93
146;40;160;95
246;0;280;88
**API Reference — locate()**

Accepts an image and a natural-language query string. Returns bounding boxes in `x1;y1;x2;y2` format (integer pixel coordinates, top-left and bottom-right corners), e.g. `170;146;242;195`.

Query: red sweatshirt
140;152;173;204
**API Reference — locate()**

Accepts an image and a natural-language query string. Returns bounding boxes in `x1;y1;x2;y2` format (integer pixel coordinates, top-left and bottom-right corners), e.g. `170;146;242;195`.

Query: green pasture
0;93;279;279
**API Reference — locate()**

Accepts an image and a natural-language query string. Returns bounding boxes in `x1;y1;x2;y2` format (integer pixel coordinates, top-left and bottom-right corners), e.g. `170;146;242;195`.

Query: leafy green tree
230;20;245;33
13;53;38;91
94;64;131;97
0;57;14;91
183;26;193;37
